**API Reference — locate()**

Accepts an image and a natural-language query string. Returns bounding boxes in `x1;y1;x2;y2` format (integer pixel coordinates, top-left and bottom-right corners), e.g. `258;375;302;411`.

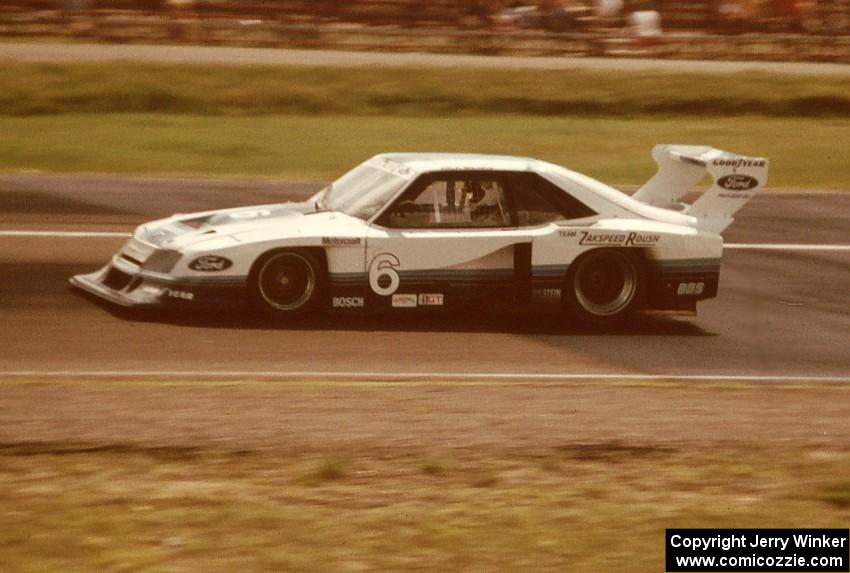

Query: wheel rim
257;252;316;311
573;252;637;316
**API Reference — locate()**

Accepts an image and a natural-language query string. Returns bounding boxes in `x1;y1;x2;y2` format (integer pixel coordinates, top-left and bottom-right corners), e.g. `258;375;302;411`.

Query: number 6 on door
369;253;401;296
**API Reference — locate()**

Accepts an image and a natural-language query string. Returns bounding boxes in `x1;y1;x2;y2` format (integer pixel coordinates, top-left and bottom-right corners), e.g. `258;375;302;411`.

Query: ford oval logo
717;174;758;191
189;255;233;272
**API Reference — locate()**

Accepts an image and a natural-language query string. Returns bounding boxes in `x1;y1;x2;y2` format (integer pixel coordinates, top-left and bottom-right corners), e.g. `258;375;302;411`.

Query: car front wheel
563;249;644;327
249;249;324;317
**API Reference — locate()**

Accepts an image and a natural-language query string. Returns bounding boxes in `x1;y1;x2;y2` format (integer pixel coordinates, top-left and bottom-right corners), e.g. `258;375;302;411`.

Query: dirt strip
1;382;848;453
3;43;850;76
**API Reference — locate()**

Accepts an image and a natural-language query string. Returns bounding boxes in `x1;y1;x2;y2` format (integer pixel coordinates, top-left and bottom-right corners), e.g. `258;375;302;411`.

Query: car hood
135;201;364;249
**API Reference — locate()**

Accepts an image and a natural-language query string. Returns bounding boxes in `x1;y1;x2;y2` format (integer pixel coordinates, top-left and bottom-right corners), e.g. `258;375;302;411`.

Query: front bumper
70;261;246;309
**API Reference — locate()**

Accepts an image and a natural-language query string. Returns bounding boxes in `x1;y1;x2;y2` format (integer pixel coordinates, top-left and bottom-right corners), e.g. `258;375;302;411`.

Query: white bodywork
71;146;767;315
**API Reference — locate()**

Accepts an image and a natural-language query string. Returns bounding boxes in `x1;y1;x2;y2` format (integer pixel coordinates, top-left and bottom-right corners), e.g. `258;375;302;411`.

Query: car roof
374;152;544;175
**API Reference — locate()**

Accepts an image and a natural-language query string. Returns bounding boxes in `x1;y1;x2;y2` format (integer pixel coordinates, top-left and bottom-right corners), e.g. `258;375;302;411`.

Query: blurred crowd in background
2;0;848;61
7;0;847;35
496;0;848;34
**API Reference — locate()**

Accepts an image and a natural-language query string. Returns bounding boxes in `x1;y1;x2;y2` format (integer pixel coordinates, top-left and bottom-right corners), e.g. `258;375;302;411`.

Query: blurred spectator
467;0;496;28
63;0;93;33
494;1;593;32
167;0;195;17
592;0;623;37
806;0;849;34
493;3;542;29
774;0;806;30
712;0;847;34
716;0;749;33
595;0;624;19
628;2;661;50
64;0;92;12
165;0;195;15
167;0;197;39
756;0;818;33
537;0;592;32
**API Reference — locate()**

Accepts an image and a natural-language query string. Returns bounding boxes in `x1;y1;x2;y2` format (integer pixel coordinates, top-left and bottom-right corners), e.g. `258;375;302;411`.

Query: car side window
509;173;596;226
383;176;511;229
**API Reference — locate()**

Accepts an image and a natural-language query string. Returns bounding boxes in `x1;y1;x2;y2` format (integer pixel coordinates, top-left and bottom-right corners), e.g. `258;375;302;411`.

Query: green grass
2;63;850;118
2;113;848;188
1;445;848;572
2;63;848;186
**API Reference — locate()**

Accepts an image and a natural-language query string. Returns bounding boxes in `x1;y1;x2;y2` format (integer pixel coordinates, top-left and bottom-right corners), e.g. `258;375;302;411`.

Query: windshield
320;159;411;220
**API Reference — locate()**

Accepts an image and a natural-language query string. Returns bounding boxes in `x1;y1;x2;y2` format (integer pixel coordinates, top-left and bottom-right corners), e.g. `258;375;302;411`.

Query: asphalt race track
1;174;849;382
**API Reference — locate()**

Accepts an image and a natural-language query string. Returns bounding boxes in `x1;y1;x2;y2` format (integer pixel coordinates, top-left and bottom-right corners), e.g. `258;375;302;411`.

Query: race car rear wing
632;144;768;233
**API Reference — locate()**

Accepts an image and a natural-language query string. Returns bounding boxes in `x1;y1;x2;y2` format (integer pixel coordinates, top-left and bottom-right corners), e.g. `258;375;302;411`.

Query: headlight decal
141;249;182;273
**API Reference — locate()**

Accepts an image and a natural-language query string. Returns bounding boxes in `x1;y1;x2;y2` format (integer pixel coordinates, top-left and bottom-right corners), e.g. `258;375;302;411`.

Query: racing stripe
329;272;368;284
400;268;513;281
652;258;721;275
532;264;569;278
150;275;246;286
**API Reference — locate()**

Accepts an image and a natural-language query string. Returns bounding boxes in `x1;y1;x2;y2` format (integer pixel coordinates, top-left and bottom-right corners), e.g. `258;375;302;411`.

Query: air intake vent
102;267;133;291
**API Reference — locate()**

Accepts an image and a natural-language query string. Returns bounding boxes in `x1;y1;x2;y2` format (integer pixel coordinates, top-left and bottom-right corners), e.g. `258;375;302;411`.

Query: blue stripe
330;269;518;285
152;275;245;286
401;269;513;279
330;272;367;284
655;258;721;268
653;258;721;274
532;264;568;278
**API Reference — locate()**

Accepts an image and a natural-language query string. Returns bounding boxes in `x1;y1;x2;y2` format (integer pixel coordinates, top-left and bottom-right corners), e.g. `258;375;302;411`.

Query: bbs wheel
249;249;324;317
563;249;644;327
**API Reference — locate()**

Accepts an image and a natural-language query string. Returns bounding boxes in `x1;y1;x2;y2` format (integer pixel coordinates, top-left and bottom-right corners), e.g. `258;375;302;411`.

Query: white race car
71;145;767;325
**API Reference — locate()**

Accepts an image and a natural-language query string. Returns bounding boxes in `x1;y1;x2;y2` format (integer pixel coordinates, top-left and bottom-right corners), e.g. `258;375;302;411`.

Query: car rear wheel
563;249;644;326
249;249;324;317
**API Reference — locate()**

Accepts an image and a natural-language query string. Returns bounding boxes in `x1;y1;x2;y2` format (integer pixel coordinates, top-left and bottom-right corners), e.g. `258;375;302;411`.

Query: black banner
666;529;849;572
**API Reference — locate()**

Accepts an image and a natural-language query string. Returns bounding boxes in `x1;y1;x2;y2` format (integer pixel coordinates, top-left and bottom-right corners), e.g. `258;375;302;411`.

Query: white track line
0;231;131;238
0;231;849;251
2;371;850;383
724;243;850;251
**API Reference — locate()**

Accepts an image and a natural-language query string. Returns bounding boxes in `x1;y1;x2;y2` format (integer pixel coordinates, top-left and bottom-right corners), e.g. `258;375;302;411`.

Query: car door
365;171;533;310
503;171;599;305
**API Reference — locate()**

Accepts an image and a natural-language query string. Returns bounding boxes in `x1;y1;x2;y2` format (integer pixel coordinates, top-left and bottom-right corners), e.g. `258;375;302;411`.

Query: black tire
563;249;644;327
248;249;325;318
